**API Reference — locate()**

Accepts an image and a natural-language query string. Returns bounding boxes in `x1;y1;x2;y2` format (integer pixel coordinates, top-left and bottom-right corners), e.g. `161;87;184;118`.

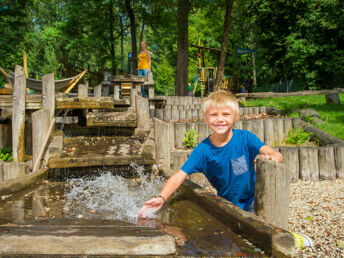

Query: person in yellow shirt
137;41;151;97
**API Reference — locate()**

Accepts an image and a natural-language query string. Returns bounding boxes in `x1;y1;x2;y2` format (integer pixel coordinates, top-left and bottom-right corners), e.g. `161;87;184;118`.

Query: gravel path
288;179;344;257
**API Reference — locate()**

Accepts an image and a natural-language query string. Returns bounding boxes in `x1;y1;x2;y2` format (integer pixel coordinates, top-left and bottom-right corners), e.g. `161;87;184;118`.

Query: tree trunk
174;0;191;96
109;0;116;75
125;0;137;75
139;22;145;44
214;0;234;91
119;15;125;73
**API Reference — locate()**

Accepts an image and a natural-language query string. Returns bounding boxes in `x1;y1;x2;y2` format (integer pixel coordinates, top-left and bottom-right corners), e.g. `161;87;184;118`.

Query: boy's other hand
136;197;164;218
259;145;283;162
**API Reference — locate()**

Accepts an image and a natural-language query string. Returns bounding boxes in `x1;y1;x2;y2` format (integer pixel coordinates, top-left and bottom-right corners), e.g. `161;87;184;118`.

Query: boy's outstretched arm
259;145;283;163
137;169;188;218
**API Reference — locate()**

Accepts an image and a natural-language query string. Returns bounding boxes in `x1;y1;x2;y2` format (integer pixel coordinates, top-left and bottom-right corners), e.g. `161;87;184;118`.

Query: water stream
0;164;262;256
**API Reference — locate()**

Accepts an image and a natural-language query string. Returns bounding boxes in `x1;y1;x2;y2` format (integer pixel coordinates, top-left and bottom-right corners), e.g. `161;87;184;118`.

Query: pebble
288;179;344;257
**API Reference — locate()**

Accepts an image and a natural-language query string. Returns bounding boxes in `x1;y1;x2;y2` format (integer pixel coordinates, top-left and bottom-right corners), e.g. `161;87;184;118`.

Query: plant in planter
286;128;313;146
183;129;201;149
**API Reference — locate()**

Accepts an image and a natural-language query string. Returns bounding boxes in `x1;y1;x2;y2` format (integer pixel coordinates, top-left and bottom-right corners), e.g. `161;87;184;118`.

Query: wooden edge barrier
255;157;290;231
179;179;295;257
0;167;48;195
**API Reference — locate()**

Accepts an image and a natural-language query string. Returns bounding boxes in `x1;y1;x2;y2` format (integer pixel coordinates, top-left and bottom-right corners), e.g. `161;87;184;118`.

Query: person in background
137;41;151;98
244;76;253;93
188;83;194;97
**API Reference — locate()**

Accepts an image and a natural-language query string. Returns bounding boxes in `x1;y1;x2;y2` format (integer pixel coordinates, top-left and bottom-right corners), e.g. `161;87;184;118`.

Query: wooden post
283;118;293;138
299;147;319;180
114;85;120;100
12;65;26;162
174;123;187;149
263;119;275;146
234;120;243;130
130;87;137;107
274;119;284;144
179;109;186;121
163;108;172;122
243;120;253;133
94;84;102;98
255;157;290;230
32;108;50;170
78;84;88;97
335;145;344;178
252;119;264;142
279;147;299;182
318;147;336;180
154;118;171;173
171;108;179;121
42;73;55;120
135;95;150;130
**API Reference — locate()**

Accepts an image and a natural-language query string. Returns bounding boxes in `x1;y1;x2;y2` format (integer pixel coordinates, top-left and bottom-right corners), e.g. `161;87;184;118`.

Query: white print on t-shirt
231;155;248;176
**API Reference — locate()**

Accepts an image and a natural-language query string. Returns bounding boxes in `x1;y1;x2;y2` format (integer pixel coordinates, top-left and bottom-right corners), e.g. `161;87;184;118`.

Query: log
283;118;293;138
243;120;253;133
78;84;88;97
318;147;336;180
198;122;208;141
171;108;179;121
255;158;290;230
179;109;186;121
263;119;275;146
154;118;171;172
299;147;319;181
236;88;344;99
335;145;344;179
163;108;172;122
174;123;187;149
279;147;299;182
274;119;284;144
252;119;264;142
135;95;150;129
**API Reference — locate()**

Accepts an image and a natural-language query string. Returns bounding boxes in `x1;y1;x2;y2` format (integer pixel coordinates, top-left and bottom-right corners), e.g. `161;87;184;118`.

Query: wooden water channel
0;66;297;256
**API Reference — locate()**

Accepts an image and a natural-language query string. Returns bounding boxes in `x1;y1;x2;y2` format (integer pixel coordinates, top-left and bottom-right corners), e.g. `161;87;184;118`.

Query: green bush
286;128;313;146
183;129;201;149
0;146;13;162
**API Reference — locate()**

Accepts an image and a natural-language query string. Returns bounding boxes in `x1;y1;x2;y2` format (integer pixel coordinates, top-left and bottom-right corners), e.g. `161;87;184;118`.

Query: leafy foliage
0;146;13;162
286;128;313;146
183;129;201;149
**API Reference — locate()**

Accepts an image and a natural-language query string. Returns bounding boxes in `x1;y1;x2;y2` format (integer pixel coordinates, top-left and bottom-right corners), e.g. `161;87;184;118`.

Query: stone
325;93;340;104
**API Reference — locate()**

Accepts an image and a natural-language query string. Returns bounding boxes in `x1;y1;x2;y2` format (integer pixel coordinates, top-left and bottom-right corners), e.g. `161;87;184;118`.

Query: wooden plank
86;112;137;127
56;97;114;110
236;88;344;99
48;155;154;168
0;88;13;95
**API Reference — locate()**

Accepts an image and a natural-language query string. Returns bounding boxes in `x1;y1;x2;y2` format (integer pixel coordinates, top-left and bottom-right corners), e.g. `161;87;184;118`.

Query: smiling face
204;104;236;136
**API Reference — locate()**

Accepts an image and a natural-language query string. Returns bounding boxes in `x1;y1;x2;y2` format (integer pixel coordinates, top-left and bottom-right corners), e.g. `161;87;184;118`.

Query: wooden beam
236;88;344;99
56;97;115;110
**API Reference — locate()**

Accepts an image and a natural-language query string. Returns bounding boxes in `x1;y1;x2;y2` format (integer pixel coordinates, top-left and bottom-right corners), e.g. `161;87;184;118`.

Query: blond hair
202;91;240;122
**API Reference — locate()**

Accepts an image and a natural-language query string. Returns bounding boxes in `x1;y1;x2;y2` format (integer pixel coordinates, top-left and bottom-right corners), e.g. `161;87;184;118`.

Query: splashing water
64;162;165;223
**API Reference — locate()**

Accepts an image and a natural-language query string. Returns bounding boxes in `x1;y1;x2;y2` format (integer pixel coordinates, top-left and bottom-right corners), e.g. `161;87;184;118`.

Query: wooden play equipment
192;38;230;97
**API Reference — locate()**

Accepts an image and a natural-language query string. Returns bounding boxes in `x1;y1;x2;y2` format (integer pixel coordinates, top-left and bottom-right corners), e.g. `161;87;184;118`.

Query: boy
137;91;282;217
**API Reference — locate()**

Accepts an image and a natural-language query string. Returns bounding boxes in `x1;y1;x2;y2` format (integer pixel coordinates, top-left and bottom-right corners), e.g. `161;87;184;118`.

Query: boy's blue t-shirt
181;129;265;211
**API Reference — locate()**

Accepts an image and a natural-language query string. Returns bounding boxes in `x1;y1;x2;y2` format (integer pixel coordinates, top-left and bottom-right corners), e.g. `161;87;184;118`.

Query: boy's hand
136;197;164;218
259;145;283;163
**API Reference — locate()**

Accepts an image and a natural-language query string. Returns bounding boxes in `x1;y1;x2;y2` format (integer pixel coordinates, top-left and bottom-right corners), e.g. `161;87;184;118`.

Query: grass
241;93;344;140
